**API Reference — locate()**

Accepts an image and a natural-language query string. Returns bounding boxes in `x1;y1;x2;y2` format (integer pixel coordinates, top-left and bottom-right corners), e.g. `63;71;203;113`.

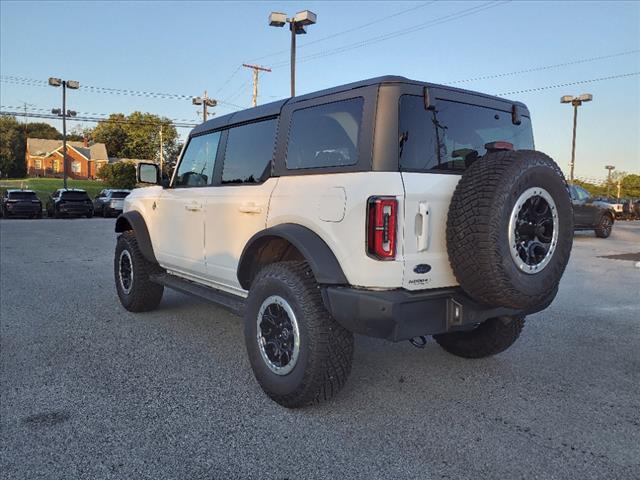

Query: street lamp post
269;10;317;97
605;165;616;197
560;93;593;184
49;78;79;189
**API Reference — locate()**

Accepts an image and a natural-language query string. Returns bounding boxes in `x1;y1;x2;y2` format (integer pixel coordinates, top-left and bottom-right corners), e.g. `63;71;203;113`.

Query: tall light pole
560;93;593;184
269;10;317;97
192;90;217;123
49;77;79;189
605;165;616;197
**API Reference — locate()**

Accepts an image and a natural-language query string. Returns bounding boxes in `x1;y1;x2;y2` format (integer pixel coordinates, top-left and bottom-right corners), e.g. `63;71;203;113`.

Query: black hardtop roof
191;75;528;137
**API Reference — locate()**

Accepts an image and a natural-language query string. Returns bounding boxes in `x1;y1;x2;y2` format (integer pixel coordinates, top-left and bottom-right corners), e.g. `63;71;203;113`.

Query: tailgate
401;172;459;290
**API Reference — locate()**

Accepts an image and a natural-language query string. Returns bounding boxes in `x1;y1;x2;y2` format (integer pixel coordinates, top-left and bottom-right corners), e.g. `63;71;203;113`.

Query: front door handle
238;203;263;214
184;202;202;212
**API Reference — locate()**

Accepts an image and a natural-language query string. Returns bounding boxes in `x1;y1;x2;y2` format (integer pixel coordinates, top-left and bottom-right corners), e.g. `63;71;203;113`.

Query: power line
447;49;640;85
495;72;639;96
268;1;509;68
250;1;438;63
0;76;244;109
0;110;197;128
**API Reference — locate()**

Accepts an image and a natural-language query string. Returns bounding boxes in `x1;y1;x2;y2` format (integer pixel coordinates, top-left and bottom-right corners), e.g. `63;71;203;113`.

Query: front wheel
594;214;613;238
114;231;164;312
433;315;525;359
244;261;354;408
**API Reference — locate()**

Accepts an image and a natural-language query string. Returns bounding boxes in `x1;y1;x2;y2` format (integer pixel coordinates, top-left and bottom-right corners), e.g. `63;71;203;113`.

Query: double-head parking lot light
49;77;80;188
269;10;317;97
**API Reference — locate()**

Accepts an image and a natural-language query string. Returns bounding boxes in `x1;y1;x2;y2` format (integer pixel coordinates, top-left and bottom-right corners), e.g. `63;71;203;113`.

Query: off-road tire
447;150;573;310
434;315;525;358
594;213;613;238
244;261;354;408
114;231;164;312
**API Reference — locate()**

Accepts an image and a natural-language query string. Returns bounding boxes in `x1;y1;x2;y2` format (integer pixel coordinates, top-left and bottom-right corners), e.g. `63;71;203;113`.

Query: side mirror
137;162;160;185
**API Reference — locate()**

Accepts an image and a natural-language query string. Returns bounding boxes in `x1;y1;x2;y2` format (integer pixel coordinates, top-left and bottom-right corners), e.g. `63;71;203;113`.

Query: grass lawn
0;178;105;203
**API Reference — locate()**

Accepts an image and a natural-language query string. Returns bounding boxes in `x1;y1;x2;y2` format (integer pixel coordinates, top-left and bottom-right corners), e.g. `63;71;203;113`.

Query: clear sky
1;0;638;180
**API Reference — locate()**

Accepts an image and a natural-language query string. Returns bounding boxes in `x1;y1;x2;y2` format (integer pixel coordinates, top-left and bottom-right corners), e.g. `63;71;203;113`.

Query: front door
204;118;279;293
154;131;221;278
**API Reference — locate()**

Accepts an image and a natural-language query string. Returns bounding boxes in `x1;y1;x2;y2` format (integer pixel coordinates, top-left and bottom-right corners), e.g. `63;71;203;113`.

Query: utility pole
242;64;272;107
192;91;217;123
159;125;164;175
617;180;622;200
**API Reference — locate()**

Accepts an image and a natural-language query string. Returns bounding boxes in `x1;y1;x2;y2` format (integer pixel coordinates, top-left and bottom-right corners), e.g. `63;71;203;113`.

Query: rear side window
286;97;364;170
222;119;277;184
8;192;37;200
399;96;534;173
175;131;221;187
61;191;89;200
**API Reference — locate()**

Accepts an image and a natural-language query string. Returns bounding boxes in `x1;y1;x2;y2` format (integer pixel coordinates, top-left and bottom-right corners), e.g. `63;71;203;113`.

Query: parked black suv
570;185;615;238
46;189;94;218
0;190;42;218
93;189;131;217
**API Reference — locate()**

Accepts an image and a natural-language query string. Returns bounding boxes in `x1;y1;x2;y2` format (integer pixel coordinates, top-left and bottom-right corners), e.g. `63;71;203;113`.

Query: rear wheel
434;315;525;358
244;261;354;408
114;231;164;312
594;214;613;238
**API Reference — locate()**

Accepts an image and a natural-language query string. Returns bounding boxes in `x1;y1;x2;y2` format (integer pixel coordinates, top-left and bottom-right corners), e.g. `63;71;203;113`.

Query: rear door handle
416;202;430;252
238;203;263;214
184;202;202;212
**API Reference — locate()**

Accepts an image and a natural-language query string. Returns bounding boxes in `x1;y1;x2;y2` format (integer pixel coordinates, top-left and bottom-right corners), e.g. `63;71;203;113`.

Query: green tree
92;112;178;162
621;173;640;198
97;162;137;189
26;122;62;140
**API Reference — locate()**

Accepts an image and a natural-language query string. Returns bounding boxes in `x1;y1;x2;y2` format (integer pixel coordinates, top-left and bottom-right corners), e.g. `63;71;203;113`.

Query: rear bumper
322;286;556;341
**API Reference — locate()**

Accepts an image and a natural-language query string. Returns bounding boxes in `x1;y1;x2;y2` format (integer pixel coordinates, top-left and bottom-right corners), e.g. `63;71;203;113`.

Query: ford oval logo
413;264;431;274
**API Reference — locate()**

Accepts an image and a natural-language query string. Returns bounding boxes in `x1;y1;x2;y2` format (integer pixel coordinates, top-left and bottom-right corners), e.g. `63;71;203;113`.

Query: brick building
25;138;109;179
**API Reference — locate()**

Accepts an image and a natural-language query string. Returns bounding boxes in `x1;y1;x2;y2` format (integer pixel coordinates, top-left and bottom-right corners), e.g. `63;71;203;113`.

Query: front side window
222;119;277;184
399;96;534;173
174;131;221;187
286;97;364;170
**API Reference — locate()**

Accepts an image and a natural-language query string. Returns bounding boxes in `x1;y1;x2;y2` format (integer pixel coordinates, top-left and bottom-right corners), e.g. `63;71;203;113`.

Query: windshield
111;191;130;199
61;191;89;201
399;96;534;172
8;192;37;200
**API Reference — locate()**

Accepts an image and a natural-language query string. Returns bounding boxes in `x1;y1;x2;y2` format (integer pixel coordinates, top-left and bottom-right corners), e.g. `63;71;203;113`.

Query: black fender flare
115;211;158;264
237;223;348;290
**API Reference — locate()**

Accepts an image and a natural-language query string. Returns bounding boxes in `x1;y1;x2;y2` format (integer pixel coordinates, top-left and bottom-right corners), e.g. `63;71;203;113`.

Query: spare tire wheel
446;150;573;310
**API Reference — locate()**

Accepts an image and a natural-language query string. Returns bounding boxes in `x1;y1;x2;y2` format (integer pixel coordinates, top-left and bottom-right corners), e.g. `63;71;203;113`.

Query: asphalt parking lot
1;218;639;480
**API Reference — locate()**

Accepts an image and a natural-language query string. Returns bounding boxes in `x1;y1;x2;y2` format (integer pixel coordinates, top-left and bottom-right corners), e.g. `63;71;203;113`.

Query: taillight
367;196;397;260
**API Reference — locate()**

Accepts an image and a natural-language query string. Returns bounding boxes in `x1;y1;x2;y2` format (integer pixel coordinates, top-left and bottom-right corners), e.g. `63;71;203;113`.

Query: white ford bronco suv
114;76;573;408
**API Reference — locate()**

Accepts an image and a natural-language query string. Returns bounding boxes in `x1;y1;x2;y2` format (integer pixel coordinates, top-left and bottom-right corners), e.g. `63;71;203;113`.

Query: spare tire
446;150;573;310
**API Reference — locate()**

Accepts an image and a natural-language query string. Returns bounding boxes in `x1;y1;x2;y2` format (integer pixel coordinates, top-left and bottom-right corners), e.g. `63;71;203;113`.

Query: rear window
399;96;534;173
8;192;37;200
222;119;277;184
111;191;129;199
61;191;89;201
286;97;364;170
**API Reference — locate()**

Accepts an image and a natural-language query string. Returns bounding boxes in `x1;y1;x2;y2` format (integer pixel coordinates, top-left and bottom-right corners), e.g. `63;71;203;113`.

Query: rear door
153;131;221;278
203;118;279;293
398;93;535;290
